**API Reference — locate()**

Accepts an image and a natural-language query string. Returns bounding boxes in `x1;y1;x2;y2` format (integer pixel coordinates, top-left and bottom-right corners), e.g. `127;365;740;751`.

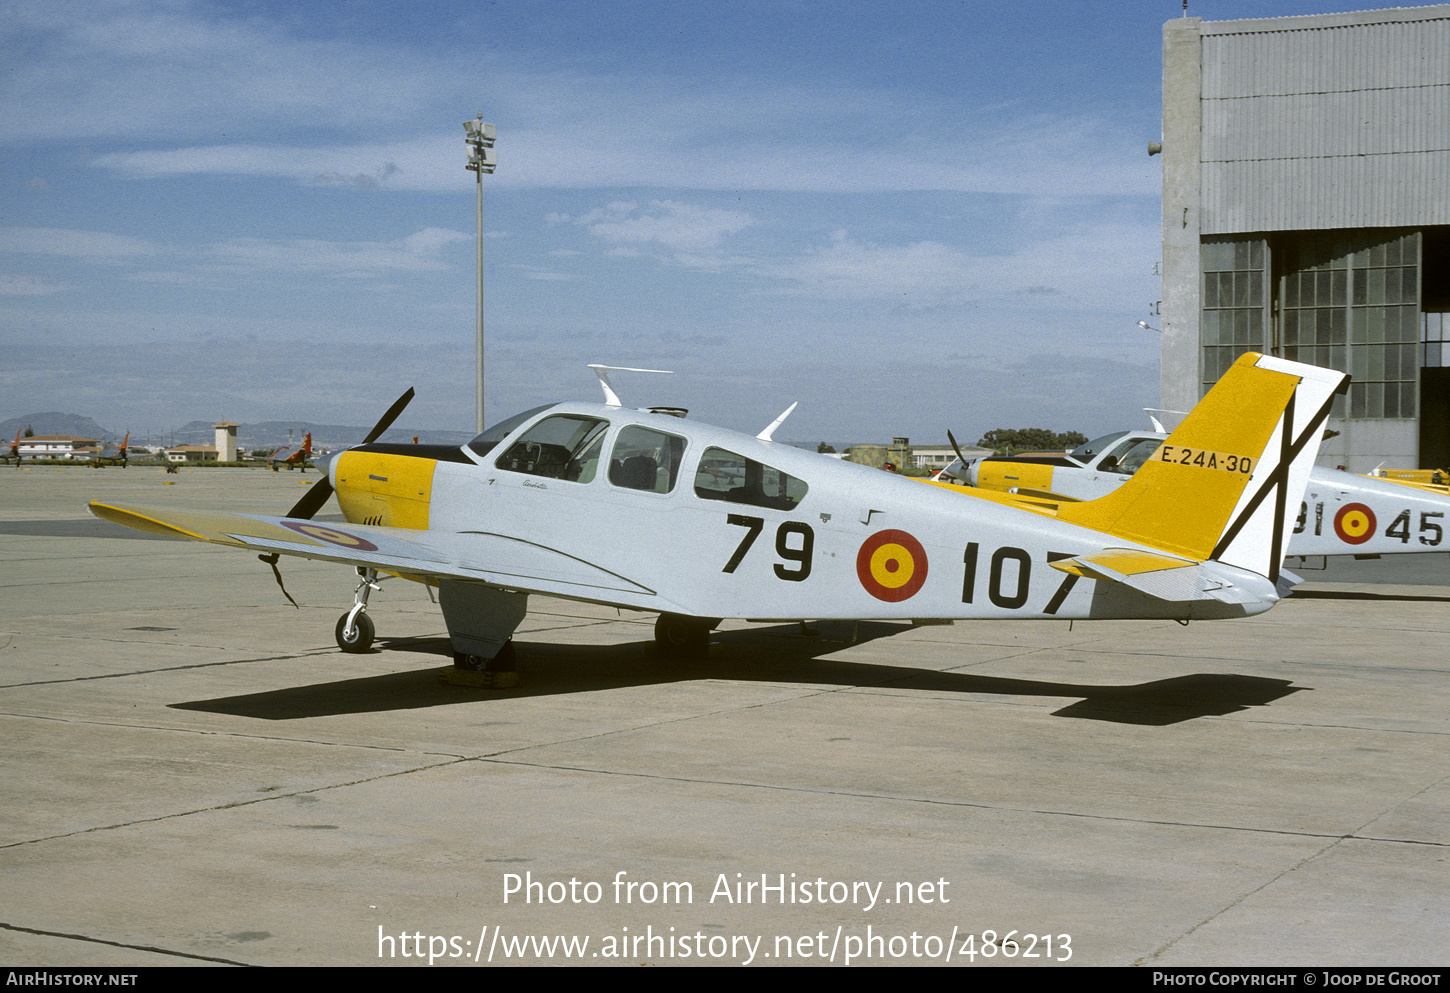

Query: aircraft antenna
1144;407;1188;432
757;402;798;442
588;364;673;407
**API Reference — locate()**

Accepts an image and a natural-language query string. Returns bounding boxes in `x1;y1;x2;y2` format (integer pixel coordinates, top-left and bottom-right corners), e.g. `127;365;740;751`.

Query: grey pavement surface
2;466;1448;967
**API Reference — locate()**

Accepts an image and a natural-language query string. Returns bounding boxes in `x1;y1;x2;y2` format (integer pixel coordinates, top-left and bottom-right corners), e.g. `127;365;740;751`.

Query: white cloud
9;3;1152;198
1;2;443;145
0;272;65;295
0;227;161;262
206;228;468;278
93;142;457;191
762;220;1158;310
581;200;754;254
514;265;577;281
765;234;979;301
400;227;470;255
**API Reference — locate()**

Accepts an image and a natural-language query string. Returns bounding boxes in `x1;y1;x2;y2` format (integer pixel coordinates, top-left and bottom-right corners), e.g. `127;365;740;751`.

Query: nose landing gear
335;567;381;653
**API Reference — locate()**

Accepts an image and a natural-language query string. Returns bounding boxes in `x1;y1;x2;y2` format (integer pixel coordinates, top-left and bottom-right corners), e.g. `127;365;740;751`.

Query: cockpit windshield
1067;432;1130;466
1099;436;1163;475
1124;438;1163;474
466;403;558;460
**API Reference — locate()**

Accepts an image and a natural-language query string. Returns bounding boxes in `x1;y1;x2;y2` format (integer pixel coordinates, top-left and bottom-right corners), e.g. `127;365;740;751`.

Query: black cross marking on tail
1209;379;1344;582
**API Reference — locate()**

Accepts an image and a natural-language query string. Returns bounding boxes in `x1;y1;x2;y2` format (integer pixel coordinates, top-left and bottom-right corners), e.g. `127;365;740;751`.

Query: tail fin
1056;353;1347;582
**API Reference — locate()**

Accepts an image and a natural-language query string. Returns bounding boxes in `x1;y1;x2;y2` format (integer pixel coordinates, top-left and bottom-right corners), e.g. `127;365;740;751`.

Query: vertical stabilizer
1056;353;1347;581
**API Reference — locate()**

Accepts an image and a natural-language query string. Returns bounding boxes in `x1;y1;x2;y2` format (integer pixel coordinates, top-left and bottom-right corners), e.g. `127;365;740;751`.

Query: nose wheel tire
335;612;375;653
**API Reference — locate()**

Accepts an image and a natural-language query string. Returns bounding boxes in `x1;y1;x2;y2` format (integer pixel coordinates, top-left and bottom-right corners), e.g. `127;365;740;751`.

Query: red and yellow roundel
281;521;379;552
1333;503;1377;545
856;529;928;602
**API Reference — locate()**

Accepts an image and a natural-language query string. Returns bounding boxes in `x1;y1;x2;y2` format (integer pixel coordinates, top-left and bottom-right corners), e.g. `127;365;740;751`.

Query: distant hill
0;413;473;452
0;412;113;442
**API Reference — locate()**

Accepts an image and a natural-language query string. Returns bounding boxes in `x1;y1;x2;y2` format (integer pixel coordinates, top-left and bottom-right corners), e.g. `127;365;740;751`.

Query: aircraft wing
88;501;669;607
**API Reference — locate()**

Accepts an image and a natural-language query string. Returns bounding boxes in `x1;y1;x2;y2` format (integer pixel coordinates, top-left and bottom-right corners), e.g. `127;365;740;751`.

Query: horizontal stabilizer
1050;548;1278;605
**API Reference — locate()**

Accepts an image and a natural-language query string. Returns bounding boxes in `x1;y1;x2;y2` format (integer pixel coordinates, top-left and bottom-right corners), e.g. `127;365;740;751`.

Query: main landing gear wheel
335;612;375;653
452;640;517;672
448;641;519;688
654;613;716;658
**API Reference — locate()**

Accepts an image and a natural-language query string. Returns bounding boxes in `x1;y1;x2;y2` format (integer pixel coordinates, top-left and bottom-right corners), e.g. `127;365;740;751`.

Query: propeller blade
285;388;415;520
361;387;415;446
946;429;969;466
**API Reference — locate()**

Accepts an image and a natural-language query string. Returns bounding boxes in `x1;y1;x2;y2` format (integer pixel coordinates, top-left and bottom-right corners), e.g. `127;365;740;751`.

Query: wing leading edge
87;501;672;609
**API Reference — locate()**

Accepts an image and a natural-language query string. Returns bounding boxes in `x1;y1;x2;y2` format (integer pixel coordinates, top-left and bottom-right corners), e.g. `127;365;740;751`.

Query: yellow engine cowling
975;459;1055;494
334;451;436;529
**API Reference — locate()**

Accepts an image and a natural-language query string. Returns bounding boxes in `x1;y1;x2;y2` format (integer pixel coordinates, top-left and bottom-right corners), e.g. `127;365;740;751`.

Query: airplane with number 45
939;423;1450;560
89;354;1345;682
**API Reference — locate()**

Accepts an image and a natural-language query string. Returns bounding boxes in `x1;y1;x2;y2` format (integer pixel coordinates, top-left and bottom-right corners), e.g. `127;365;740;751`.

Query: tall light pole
464;115;497;434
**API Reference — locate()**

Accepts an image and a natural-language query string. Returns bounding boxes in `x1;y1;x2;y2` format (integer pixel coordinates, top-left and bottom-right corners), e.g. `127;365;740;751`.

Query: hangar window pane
1270;229;1419;421
1425;312;1450;368
1347;231;1419;419
1201;234;1270;396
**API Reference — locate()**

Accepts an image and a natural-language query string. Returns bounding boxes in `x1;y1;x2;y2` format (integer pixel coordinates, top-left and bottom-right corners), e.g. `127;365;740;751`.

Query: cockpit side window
608;425;686;493
494;414;609;482
693;447;808;510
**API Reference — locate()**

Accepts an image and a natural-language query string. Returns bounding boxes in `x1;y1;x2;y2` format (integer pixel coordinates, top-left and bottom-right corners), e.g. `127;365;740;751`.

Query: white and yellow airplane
943;418;1449;560
90;353;1345;681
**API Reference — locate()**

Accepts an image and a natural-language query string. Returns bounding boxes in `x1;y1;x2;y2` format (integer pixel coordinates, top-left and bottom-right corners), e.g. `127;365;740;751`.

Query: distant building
1160;5;1450;471
910;445;991;471
846;439;912;470
214;422;238;462
164;445;218;463
17;435;99;460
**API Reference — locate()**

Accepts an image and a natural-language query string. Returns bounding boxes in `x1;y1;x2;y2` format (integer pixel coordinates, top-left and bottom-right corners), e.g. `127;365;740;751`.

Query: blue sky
0;0;1404;444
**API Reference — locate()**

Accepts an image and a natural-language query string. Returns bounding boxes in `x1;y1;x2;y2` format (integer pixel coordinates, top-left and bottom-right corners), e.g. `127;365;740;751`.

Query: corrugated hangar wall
1198;8;1450;234
1159;6;1450;470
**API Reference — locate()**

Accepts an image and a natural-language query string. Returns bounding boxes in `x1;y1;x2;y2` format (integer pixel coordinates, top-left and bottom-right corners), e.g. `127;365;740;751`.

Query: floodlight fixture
463;120;497;144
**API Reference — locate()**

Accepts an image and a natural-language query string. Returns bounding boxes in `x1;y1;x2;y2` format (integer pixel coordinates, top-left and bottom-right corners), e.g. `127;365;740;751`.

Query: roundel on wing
1333;503;1376;545
282;520;380;552
856;529;928;602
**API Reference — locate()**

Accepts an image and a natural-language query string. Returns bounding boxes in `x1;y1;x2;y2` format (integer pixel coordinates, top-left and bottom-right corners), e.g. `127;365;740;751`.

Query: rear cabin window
494;415;609;483
608;425;686;493
693;447;808;510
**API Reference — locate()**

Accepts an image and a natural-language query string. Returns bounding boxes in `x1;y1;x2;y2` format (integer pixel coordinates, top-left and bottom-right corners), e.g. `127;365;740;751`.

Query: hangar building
1159;4;1450;471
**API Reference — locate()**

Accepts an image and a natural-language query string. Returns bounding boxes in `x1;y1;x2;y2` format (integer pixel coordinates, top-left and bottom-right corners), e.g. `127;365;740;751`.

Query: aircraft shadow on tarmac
170;621;1302;727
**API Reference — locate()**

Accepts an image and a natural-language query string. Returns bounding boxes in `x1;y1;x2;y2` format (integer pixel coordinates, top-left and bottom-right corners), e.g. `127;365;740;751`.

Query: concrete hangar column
1159;5;1450;472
